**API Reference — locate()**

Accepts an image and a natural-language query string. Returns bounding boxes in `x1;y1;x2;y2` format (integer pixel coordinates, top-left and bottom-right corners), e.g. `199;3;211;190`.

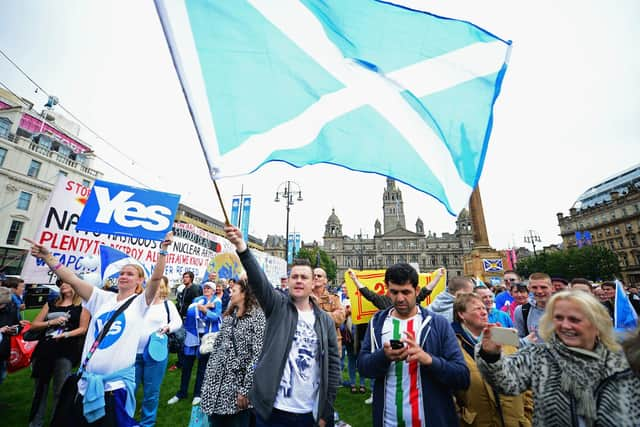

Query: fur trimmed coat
475;335;640;427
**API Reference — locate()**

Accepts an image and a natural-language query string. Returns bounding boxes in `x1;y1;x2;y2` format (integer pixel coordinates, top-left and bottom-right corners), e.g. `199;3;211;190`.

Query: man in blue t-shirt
494;270;520;311
474;285;513;327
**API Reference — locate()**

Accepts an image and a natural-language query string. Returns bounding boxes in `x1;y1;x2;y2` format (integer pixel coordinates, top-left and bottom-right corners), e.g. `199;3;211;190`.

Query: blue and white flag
483;258;504;272
155;0;511;214
100;245;150;285
614;279;638;331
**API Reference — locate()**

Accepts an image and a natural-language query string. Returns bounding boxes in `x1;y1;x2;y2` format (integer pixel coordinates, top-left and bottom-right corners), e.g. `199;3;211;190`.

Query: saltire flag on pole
614;279;638;331
155;0;511;214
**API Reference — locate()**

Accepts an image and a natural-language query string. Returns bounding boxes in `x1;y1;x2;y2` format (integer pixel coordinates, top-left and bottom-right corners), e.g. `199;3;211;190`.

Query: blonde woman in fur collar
476;290;640;427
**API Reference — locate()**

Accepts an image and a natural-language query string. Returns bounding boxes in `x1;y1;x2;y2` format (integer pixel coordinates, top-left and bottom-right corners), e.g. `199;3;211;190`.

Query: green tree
296;247;337;282
516;245;620;281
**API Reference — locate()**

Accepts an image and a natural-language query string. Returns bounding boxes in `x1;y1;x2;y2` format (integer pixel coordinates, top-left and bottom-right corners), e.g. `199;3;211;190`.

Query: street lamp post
274;181;303;263
524;230;541;257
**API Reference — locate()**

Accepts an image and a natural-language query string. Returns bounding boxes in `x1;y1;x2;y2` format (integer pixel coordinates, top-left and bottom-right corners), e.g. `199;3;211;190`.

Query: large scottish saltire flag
614;279;638;331
155;0;511;214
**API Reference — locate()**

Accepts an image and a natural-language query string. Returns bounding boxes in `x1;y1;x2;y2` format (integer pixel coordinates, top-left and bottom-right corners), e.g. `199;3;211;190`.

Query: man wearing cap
551;277;569;293
494;270;520;311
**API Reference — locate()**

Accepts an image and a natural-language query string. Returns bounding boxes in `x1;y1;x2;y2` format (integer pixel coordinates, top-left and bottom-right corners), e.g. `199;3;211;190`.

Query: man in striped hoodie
358;263;469;427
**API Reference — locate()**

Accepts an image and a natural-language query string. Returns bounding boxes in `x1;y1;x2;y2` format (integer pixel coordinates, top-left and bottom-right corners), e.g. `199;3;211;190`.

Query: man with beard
358;263;469;427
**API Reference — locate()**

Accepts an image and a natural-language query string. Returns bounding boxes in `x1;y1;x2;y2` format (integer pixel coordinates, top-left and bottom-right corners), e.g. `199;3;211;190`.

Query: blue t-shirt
488;308;513;328
494;291;513;311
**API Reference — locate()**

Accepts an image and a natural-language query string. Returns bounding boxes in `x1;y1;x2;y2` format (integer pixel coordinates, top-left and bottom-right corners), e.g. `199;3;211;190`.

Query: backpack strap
164;300;170;324
521;303;531;336
79;294;138;373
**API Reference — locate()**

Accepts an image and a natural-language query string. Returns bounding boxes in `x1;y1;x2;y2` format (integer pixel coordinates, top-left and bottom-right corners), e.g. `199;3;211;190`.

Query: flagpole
154;1;230;226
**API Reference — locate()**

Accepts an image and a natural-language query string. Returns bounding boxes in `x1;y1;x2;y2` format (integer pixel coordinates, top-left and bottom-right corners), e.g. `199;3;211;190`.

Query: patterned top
200;305;266;415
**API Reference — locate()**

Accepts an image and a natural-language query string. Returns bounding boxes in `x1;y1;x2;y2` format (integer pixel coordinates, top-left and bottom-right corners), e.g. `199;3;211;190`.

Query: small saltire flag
155;0;511;215
614;279;638;331
483;259;504;272
100;245;150;285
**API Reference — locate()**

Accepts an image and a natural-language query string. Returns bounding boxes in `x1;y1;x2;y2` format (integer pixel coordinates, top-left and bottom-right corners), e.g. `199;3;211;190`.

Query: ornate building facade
557;163;640;285
323;179;474;282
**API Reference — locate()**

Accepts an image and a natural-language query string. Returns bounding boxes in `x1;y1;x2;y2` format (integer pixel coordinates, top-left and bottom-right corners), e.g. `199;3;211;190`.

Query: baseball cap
202;281;215;289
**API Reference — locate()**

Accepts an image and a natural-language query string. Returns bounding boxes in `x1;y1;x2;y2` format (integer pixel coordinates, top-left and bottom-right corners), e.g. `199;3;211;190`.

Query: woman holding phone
452;293;531;426
476;290;640;426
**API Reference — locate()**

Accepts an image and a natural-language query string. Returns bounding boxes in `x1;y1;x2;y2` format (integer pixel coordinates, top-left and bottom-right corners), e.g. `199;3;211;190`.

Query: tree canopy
516;245;620;282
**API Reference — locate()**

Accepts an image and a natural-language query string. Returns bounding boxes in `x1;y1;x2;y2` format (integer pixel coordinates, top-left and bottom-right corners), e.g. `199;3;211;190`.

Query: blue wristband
159;249;168;256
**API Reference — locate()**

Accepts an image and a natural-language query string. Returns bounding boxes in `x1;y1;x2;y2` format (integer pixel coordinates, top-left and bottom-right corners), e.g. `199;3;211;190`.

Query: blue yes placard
76;179;180;241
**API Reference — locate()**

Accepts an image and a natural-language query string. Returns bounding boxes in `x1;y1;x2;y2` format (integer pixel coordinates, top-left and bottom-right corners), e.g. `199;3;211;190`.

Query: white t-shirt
78;289;149;394
274;309;319;414
382;312;425;427
136;300;183;354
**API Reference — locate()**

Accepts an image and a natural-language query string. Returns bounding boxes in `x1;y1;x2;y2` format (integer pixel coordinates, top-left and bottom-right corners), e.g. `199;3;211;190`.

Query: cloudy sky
1;0;638;250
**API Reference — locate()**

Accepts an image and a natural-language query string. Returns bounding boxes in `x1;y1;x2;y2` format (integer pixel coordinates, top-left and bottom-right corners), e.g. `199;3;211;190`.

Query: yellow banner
345;268;447;324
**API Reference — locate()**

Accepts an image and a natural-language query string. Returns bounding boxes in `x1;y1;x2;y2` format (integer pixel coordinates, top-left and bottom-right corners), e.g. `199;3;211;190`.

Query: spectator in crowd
26;233;171;425
514;273;553;342
622;326;640;376
312;267;345;356
452;293;531;426
5;276;26;315
495;270;520;310
428;276;474;323
358;263;469;427
628;284;640;314
501;282;529;323
224;224;339;427
170;271;202;372
135;276;182;427
551;277;569;293
340;292;367;394
473;284;513;327
217;279;231;313
0;286;20;385
201;277;266;427
27;279;90;427
278;276;289;294
168;281;222;406
570;278;593;293
349;268;444;310
477;290;640;426
599;281;616;320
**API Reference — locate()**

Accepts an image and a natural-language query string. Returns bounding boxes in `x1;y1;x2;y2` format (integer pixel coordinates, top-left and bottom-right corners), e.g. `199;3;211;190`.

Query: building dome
327;208;341;225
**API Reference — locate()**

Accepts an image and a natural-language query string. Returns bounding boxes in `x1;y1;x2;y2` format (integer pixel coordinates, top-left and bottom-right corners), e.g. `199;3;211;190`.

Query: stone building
557;163;640;285
0;88;102;275
323;179;474;282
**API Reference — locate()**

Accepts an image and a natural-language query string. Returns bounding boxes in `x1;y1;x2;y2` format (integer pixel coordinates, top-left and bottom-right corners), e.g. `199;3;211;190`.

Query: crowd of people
0;226;639;426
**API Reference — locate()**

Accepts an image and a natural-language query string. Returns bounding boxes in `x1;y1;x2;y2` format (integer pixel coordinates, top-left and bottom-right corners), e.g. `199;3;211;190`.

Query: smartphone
389;339;404;350
490;327;519;347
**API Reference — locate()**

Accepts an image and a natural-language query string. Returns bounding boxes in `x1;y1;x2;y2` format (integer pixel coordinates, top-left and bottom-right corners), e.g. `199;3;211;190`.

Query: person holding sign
476;290;640;426
25;232;172;427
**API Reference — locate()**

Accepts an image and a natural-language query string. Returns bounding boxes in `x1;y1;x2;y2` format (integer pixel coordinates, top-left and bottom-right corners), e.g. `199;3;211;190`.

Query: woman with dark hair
201;277;266;427
28;279;90;427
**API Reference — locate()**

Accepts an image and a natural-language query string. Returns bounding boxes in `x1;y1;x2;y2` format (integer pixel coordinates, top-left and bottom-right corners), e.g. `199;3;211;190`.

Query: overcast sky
1;0;638;250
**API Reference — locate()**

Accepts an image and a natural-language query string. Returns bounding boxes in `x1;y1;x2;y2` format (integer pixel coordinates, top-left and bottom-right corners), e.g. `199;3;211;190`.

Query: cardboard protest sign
345;268;447;325
76;179;180;241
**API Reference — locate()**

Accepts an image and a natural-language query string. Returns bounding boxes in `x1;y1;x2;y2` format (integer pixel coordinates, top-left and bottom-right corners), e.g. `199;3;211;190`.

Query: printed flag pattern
100;245;150;284
483;258;504;272
155;0;511;214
